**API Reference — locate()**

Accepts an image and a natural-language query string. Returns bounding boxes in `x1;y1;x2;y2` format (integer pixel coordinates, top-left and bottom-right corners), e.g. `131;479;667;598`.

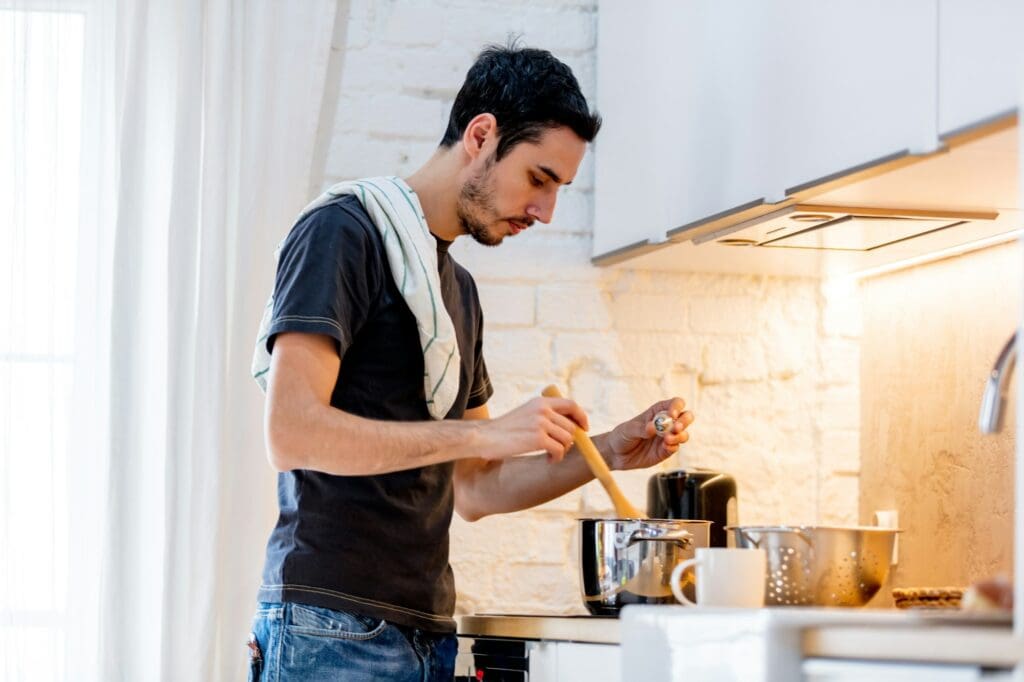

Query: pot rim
578;517;713;524
726;524;903;533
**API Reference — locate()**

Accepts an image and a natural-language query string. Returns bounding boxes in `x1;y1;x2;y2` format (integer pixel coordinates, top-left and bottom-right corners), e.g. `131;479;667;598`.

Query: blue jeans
248;602;457;681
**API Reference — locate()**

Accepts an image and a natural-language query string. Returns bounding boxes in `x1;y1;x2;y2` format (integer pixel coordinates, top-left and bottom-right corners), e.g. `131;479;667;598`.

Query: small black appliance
646;469;738;548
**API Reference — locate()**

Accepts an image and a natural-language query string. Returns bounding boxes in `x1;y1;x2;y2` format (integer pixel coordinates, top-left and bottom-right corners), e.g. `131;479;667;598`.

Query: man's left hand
604;398;694;471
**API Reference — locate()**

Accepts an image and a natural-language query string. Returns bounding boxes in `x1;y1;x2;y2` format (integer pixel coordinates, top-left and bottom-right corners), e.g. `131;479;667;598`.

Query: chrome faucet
979;330;1018;434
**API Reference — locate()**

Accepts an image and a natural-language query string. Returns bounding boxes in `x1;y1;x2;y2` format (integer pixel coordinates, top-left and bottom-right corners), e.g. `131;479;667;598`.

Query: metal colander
729;525;900;607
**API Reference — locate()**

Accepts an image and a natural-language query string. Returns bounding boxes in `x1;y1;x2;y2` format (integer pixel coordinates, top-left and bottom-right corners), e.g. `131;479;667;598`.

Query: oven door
455;635;536;681
455;635;620;682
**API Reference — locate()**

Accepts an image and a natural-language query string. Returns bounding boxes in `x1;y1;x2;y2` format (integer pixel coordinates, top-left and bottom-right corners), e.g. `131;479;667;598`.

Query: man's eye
529;174;543;187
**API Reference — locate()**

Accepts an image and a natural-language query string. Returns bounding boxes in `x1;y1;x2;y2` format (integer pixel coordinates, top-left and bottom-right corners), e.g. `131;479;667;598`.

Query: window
0;7;84;680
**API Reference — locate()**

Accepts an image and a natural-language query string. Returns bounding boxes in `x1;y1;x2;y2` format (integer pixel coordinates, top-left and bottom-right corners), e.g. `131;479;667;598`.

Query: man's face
457;126;587;246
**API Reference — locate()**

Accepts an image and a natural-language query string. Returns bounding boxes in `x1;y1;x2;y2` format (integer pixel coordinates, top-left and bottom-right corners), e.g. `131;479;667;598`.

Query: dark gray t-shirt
257;194;492;633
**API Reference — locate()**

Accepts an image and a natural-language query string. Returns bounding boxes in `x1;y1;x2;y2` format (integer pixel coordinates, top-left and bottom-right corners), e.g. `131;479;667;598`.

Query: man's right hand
266;332;593;476
480;397;589;462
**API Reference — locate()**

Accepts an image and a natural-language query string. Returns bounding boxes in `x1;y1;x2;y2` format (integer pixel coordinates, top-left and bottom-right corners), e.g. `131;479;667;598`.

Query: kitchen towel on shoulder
250;176;461;420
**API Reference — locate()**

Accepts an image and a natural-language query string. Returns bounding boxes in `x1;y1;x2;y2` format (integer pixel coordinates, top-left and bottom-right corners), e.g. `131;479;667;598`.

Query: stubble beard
457;163;504;247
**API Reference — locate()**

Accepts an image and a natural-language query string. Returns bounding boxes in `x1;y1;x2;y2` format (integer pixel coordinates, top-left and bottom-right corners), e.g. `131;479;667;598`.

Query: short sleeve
264;200;382;357
466;295;493;410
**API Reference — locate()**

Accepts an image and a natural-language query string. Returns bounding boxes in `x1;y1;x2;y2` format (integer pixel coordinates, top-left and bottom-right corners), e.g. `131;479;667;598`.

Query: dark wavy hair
440;41;602;160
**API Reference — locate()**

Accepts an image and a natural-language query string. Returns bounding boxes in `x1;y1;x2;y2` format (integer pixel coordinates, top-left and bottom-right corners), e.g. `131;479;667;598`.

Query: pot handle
671;558;700;606
628;525;693;549
736;527;761;549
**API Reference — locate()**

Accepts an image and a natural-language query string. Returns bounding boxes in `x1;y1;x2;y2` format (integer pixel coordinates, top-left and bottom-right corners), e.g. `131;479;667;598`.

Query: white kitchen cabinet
547;642;620;682
938;0;1021;137
594;0;939;259
620;606;1022;682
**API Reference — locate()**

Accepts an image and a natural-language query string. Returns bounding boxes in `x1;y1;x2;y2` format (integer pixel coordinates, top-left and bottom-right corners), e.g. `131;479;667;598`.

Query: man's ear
462;113;497;161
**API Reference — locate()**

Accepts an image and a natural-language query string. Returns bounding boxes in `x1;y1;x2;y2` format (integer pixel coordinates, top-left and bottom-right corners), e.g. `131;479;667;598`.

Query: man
248;43;695;681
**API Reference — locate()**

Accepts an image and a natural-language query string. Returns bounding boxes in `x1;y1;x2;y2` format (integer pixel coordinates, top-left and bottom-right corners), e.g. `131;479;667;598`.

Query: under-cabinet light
841;229;1024;282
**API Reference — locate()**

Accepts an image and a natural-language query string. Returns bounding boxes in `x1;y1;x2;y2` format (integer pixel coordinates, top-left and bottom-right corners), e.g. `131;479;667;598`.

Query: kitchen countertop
459;607;1022;666
621;605;1022;680
456;614;620;644
803;616;1018;667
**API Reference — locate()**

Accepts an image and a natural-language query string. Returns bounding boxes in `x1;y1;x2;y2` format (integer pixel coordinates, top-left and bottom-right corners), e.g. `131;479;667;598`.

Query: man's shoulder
300;194;375;236
285;195;382;255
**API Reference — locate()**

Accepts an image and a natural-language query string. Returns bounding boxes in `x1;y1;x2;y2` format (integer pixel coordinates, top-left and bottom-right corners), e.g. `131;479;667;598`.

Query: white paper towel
873;509;900;564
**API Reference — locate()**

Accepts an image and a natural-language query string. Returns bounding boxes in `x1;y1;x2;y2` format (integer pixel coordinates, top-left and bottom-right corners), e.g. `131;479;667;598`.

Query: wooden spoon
541;384;645;519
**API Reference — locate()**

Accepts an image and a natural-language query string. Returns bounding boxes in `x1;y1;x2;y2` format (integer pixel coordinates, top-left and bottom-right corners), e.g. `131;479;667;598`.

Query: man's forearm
267;401;489;476
265;333;594;476
455;432;611;519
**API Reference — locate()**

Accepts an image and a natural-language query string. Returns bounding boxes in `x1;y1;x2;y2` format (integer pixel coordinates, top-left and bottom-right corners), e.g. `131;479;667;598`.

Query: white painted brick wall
820;429;861;475
318;0;862;617
535;284;612;330
477;283;535;326
702;337;769;384
689;296;760;335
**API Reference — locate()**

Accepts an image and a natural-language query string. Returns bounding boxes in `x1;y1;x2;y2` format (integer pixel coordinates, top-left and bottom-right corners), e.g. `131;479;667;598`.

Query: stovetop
456;613;620;644
476;613;616;619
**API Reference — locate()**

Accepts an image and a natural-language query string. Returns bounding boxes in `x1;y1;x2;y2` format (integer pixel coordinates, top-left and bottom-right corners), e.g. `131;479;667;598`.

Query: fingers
661;428;690;452
646;401;694;433
639;401;695;463
545;420;575;460
671;410;695;433
662;397;687;420
536;398;581;461
660;411;694;442
544;397;589;432
490;396;588;462
543;434;570;462
655;420;693;459
543;404;581;436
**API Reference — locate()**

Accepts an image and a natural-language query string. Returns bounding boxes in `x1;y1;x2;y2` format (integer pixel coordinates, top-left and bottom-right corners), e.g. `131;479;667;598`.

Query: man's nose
526;196;556;224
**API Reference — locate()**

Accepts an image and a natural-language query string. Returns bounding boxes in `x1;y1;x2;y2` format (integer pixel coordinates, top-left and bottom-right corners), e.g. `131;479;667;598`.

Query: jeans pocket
287;603;388;641
247;632;263;682
249;603;284;682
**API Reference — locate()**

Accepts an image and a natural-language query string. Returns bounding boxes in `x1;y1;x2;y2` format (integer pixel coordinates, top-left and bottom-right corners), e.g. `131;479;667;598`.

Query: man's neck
404;149;464;242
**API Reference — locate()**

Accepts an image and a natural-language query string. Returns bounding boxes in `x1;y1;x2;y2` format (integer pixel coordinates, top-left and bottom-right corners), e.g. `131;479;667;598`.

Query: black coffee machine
646;469;737;548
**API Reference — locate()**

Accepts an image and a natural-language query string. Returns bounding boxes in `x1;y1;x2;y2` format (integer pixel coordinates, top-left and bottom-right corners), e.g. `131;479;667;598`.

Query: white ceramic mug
671;547;767;607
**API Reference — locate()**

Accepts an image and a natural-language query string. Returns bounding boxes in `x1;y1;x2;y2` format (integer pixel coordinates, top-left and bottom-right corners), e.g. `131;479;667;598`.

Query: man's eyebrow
537;165;572;186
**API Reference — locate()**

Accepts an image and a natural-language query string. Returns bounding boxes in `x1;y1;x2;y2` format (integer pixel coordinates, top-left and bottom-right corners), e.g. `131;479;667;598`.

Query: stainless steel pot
729;525;900;606
579;518;711;615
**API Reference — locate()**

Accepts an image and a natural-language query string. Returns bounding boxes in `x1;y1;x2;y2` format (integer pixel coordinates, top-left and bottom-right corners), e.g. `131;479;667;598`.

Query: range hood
702;204;997;252
593;116;1022;278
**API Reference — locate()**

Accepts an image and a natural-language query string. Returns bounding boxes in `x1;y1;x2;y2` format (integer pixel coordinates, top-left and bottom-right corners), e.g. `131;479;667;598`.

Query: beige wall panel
860;241;1020;604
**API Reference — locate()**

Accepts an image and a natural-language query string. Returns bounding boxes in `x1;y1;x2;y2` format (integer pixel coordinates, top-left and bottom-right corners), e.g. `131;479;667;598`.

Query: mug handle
671;558;700;606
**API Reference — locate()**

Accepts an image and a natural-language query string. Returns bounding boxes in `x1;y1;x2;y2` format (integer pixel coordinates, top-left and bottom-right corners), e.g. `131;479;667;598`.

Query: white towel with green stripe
251;176;461;420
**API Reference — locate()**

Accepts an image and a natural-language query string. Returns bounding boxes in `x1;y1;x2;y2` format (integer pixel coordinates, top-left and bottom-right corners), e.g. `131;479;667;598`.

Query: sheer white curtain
2;1;341;679
1;5;84;680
